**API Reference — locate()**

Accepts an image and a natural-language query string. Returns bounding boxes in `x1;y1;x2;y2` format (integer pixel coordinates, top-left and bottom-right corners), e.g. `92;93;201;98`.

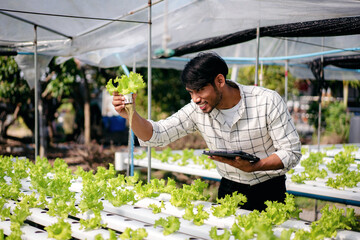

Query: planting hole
72;221;79;224
106;213;114;216
35;231;44;233
41;211;47;213
143;224;152;227
133;206;140;209
124;218;132;221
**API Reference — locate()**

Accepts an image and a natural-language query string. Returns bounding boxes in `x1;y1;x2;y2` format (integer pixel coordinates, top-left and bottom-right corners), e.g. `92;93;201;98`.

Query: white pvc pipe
147;0;152;183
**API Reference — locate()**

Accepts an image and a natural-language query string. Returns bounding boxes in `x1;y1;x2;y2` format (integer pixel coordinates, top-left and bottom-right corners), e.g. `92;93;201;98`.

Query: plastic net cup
124;93;133;104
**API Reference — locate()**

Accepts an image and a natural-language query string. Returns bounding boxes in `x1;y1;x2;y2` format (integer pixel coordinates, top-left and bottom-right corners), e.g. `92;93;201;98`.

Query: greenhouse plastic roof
1;0;360;78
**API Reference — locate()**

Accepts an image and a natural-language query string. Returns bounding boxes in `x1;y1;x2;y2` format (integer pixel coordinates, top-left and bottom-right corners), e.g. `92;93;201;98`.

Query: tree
234;65;298;96
0;56;33;141
134;67;190;120
0;56;87;148
42;58;82;144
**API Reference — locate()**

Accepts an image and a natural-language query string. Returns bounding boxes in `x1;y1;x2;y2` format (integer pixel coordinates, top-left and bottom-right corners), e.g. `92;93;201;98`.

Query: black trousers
217;175;286;212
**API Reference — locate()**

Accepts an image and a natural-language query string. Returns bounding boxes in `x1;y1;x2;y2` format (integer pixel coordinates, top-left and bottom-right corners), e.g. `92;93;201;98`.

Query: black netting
168;16;360;58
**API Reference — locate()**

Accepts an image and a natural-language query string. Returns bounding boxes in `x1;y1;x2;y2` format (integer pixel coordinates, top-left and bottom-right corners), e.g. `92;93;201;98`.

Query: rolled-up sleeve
267;92;302;171
139;103;198;147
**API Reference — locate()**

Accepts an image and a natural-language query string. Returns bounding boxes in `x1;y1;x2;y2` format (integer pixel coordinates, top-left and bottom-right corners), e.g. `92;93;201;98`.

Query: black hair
180;52;228;90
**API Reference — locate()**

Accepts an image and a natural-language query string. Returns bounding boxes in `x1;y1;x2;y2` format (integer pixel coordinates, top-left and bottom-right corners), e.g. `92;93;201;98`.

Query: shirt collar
209;82;244;123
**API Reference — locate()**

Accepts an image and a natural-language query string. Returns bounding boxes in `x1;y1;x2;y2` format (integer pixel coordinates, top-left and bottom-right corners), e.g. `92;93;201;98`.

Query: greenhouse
1;0;360;239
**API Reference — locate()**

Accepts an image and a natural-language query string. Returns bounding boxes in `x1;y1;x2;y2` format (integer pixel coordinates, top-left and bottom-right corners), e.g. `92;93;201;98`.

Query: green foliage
183;204;209;226
134;148;217;170
324;101;352;141
135;177;176;199
133;68;191;121
106;72;146;95
210;227;231;240
231;194;300;240
235;65;297;96
294;205;359;239
291;152;327;183
0;56;30;104
262;193;301;225
119;227;148;240
170;179;209;207
148;201;165;214
307;101;352;142
326;170;360;189
45;218;72;240
212;192;247;218
1;155;358;239
326;151;355;173
154;216;180;235
43;58;80;100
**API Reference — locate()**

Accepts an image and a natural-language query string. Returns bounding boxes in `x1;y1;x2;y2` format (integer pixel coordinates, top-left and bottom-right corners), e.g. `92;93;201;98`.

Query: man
112;52;302;211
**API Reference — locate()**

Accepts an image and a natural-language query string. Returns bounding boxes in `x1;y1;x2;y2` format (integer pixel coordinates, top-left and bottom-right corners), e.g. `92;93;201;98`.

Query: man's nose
192;93;201;103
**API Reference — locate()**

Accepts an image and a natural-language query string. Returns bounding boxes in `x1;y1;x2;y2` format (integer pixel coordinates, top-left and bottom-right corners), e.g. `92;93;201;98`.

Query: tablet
203;150;260;163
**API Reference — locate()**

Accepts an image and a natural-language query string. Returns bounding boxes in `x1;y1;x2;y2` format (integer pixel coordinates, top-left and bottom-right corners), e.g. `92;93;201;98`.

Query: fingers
210;156;254;172
209;155;232;165
112;94;127;115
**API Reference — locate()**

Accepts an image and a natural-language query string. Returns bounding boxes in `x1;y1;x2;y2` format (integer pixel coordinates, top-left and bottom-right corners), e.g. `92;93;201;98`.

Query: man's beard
207;86;222;113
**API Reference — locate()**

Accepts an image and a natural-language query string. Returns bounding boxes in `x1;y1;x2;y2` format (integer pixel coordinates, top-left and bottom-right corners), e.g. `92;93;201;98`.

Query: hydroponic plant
1;155;359;240
106;72;146;127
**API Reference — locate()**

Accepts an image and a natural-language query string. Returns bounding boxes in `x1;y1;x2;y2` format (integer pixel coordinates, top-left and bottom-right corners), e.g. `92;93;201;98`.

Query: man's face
186;83;222;113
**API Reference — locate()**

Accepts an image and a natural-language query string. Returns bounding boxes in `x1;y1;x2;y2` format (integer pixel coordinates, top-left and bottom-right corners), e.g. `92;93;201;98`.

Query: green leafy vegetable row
289;146;360;189
135;147;216;170
1;155;359;240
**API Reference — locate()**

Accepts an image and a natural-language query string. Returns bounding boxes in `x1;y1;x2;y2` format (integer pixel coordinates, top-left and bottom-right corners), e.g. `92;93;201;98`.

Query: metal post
259;61;263;87
254;24;260;86
230;44;241;82
34;25;38;159
147;0;152;183
317;37;324;151
285;39;289;102
121;64;133;177
314;199;318;221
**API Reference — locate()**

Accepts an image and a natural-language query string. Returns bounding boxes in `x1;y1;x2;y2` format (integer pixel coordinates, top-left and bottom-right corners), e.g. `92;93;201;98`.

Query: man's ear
215;74;226;88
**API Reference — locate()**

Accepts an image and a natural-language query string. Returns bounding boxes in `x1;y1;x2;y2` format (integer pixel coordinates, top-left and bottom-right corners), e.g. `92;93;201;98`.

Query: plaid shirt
139;83;302;185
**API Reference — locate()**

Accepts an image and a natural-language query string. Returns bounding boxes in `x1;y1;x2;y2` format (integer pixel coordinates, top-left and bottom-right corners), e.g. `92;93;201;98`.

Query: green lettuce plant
106;72;146;95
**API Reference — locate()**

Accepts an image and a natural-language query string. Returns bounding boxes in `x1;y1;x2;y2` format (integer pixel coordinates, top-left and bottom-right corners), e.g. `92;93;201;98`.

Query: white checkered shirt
139;83;302;185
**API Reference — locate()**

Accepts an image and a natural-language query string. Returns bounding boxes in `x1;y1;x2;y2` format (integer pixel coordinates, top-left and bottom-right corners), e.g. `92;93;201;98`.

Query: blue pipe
287;190;360;206
121;64;135;176
167;47;360;63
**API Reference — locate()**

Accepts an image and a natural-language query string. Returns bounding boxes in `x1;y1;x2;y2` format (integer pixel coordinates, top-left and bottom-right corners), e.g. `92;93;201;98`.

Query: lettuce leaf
45;218;72;240
154;216;180;235
106;72;146;95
